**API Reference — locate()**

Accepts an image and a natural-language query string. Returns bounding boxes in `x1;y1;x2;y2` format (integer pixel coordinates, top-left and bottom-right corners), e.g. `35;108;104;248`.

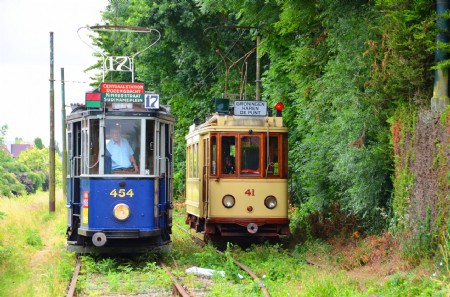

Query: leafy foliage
16;147;50;192
0;124;7;145
0;150;26;197
94;0;441;237
33;137;45;150
0;123;62;197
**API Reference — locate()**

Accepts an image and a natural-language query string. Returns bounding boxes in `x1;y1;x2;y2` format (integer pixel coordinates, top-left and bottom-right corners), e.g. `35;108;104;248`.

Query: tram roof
186;113;287;137
66;103;175;123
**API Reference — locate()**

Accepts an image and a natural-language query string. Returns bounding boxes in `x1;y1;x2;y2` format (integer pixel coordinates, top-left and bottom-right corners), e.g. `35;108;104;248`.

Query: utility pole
61;68;67;201
49;32;55;212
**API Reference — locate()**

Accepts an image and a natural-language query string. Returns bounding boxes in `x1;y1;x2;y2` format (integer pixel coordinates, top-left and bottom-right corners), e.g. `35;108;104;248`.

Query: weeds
431;231;450;294
25;227;43;248
0;191;71;296
223;243;244;283
1;195;445;296
77;255;174;296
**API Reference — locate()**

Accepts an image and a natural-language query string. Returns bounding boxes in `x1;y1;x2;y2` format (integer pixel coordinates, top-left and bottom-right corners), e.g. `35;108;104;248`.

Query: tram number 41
244;189;255;196
110;188;135;198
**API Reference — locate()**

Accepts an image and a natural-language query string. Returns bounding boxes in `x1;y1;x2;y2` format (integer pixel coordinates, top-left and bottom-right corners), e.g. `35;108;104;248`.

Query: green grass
0;191;74;297
1;197;448;297
76;255;173;296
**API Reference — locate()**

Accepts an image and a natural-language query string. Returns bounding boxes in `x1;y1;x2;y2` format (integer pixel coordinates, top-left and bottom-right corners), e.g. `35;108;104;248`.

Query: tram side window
145;120;155;175
211;136;217;175
240;136;260;175
266;136;279;176
89;120;100;174
221;136;236;174
193;143;198;177
105;119;141;174
187;143;198;178
81;125;89;175
188;146;192;177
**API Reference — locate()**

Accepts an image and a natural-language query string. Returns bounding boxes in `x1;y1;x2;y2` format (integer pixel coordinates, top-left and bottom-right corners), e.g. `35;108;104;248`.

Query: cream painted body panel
185;113;288;220
186;178;201;216
186;177;288;219
208;178;288;218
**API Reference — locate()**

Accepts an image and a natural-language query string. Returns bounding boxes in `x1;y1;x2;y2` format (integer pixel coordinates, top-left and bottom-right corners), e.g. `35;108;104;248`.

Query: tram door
202;138;209;219
66;121;82;242
157;122;173;240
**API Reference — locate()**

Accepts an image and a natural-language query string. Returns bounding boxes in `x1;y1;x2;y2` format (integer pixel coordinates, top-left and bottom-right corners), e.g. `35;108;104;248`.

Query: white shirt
106;138;134;169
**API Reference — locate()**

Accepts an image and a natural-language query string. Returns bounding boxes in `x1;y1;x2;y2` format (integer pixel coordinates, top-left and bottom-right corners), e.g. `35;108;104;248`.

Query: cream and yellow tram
185;100;290;240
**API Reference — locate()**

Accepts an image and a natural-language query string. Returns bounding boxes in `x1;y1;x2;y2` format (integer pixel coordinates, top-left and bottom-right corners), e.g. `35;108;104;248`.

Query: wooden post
61;68;67;201
49;32;55;212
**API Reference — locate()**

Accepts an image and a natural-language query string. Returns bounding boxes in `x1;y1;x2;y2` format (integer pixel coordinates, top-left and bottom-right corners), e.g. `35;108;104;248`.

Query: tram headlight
113;203;130;221
222;195;235;208
264;196;278;209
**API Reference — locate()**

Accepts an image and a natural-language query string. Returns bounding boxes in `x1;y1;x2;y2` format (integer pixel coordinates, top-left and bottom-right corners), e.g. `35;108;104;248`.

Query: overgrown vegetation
0;193;449;296
90;0;449;260
2;5;447;293
0;192;72;296
76;255;173;296
0;126;61;198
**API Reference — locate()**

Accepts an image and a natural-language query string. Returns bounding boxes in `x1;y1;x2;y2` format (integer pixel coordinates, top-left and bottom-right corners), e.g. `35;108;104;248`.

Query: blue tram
66;89;175;253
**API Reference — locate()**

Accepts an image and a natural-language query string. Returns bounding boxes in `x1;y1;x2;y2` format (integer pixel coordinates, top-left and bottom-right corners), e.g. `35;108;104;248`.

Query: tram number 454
110;188;135;198
244;189;255;196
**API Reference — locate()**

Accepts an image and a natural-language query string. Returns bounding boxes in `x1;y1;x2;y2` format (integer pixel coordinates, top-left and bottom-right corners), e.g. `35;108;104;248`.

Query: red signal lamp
275;102;284;117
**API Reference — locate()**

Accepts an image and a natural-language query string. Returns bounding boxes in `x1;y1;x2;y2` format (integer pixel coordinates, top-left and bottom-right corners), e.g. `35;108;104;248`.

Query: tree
34;137;45;150
0;124;7;145
92;0;439;236
0;150;26;197
16;147;62;192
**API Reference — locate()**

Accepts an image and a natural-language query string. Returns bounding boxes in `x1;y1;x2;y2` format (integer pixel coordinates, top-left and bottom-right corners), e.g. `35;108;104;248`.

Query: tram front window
266;136;280;176
105;119;141;174
221;136;236;174
240;136;260;175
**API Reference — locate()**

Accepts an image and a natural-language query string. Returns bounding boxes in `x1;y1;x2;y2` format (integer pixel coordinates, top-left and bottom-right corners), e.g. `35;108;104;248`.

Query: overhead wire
82;2;270;103
158;2;269;100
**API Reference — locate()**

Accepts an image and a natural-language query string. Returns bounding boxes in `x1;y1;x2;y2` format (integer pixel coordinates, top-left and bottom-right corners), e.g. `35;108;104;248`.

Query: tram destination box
234;100;267;116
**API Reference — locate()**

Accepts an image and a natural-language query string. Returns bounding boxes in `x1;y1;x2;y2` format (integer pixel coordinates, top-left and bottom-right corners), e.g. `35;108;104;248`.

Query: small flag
86;92;102;108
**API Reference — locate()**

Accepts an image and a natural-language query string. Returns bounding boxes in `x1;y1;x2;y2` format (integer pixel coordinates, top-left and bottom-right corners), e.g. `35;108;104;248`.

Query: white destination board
234;101;267;116
145;94;160;109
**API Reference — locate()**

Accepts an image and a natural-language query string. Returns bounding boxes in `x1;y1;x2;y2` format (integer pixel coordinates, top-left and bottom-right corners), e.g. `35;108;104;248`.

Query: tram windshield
240;136;260;175
209;133;286;178
105;119;141;174
76;118;167;176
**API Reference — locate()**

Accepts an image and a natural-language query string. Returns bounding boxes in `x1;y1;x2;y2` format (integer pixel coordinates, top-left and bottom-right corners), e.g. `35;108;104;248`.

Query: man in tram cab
223;155;235;174
106;126;139;173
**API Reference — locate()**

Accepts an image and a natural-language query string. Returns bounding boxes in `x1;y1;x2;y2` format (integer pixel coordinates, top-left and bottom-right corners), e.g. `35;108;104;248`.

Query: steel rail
160;262;191;297
174;222;271;297
66;256;81;297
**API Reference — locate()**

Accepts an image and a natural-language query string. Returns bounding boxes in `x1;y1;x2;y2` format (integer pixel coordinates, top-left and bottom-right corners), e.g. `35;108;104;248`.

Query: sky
0;0;109;146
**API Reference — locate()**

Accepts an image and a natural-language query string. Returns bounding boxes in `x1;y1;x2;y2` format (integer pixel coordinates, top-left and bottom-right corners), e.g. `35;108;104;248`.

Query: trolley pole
255;35;261;101
49;32;56;212
61;68;67;201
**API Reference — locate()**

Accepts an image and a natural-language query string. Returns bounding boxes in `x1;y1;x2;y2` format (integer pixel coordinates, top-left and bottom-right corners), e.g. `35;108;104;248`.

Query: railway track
173;222;271;297
66;254;194;296
66;257;81;297
66;220;272;296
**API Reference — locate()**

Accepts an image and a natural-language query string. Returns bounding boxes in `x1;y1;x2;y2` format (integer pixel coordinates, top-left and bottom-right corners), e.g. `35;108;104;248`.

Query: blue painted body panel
80;178;157;231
